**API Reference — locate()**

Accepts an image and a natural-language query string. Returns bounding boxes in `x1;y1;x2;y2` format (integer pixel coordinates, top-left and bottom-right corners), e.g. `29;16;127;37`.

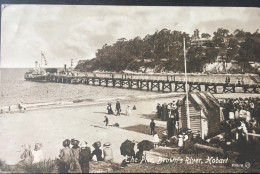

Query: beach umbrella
137;140;154;151
120;140;135;156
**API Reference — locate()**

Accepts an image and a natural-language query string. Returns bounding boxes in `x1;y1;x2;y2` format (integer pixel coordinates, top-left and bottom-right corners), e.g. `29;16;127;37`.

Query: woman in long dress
68;139;82;173
126;105;131;116
59;139;72;173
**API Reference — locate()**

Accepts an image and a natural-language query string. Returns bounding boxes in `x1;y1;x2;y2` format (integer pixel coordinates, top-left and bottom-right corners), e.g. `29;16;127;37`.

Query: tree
186;46;206;72
201;33;211;39
226;38;239;61
213;28;230;48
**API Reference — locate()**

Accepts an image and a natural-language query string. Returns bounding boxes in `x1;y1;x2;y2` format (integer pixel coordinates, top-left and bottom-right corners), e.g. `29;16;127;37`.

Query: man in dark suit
79;141;92;173
116;101;121;116
156;103;161;118
171;106;179;137
150;119;155;135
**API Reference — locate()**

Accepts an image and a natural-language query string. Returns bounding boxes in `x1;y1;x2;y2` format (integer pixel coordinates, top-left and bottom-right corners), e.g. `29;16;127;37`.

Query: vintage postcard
1;3;260;173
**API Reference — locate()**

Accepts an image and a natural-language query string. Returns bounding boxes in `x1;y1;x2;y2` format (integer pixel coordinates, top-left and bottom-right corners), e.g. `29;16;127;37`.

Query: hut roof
179;91;220;118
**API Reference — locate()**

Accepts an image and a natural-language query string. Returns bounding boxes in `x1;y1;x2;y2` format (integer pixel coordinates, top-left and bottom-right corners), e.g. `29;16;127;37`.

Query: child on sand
178;132;184;148
160;131;168;147
103;116;109;126
152;132;160;147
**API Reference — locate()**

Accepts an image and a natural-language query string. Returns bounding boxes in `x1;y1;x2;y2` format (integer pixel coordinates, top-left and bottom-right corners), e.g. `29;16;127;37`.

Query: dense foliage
75;28;260;73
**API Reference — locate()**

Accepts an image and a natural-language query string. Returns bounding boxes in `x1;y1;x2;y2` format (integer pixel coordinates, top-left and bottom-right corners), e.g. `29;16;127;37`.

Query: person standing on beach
69;139;82;173
59;139;72;173
107;103;114;115
161;104;164;120
171;105;179;136
79;141;92;173
32;143;44;164
126;105;131;116
103;142;113;162
107;103;110;114
18;102;23;111
104;116;109;126
162;104;168;121
92;141;103;161
150;119;155;136
115;101;121;116
156;103;161;118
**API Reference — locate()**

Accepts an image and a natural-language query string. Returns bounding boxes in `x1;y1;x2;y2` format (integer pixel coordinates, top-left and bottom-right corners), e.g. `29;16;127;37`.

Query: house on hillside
77;60;87;65
190;29;211;47
191;38;211;47
177;91;221;139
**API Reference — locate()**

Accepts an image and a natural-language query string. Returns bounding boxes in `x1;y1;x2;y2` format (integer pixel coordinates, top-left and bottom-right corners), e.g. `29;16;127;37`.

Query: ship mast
71;59;73;71
183;37;191;129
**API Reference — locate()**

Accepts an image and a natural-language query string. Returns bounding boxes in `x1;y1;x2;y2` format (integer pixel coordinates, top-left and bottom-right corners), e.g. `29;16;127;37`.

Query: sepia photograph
0;1;260;173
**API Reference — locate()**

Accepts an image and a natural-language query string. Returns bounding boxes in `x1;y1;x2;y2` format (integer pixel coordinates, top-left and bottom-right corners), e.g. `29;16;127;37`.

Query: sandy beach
0;94;180;165
1;91;260;169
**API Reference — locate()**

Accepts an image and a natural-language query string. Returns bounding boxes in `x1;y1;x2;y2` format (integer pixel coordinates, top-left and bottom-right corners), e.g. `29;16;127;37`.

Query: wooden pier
42;73;260;94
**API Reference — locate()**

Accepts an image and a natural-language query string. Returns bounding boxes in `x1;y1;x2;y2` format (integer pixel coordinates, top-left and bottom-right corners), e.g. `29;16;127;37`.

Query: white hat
103;142;111;147
80;141;88;148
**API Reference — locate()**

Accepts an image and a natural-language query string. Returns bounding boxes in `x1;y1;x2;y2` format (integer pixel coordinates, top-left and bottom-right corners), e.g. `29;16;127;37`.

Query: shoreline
1;92;260;114
0;92;185;113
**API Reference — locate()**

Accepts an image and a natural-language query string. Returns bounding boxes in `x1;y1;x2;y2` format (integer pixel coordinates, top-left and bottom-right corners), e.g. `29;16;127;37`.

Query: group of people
18;143;44;167
0;102;26;114
18;139;114;173
156;101;179;121
107;101;136;116
59;139;113;173
155;101;180;139
220;97;260;124
152;99;200;153
152;128;201;153
219;97;260;155
224;76;245;85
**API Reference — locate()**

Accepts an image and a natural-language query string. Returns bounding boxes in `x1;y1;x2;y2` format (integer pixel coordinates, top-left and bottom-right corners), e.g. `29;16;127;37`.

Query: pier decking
40;73;260;94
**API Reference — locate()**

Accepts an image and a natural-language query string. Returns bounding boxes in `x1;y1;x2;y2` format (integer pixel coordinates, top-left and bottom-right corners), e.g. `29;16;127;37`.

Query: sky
1;5;260;68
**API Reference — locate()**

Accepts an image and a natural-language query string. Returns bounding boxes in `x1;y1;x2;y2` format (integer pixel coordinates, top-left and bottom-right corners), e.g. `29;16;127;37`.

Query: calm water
0;68;157;106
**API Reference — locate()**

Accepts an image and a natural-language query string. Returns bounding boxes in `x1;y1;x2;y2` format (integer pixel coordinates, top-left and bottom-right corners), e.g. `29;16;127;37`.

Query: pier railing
36;72;260;93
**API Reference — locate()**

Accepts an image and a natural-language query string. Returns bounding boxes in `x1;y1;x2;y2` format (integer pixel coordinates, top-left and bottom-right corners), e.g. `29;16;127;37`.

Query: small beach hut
177;91;220;139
